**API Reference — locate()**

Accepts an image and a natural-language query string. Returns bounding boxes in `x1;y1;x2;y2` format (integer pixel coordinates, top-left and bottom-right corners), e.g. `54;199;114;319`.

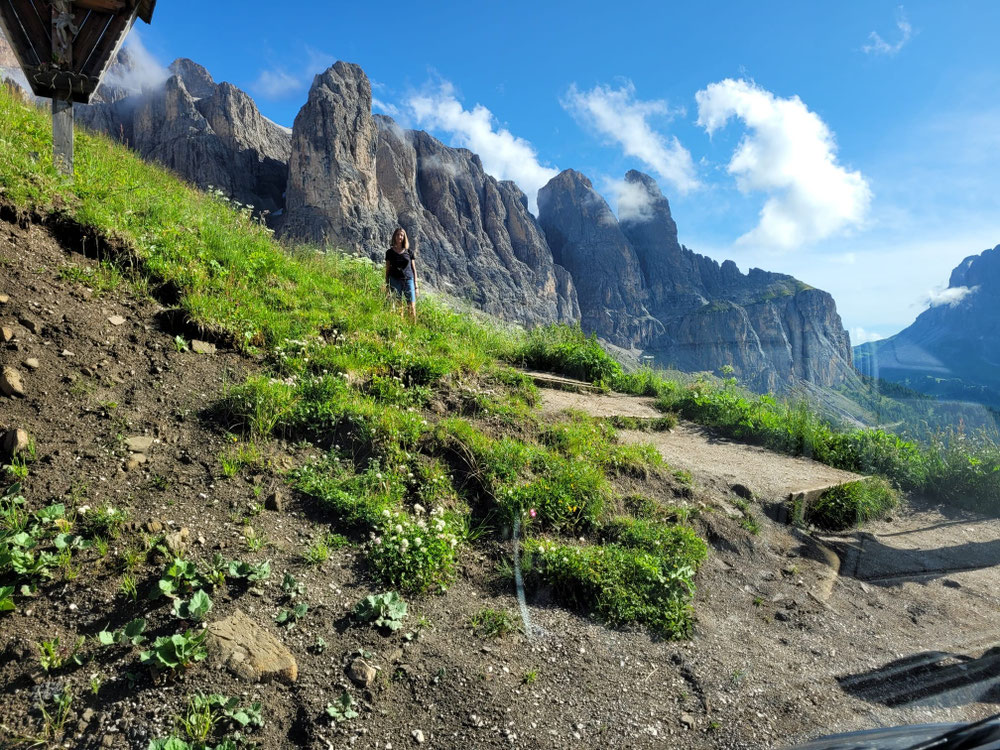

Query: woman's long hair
391;227;410;251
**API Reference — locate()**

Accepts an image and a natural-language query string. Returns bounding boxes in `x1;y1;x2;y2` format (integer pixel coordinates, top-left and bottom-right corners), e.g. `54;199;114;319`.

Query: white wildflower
413;504;426;515
395;524;404;534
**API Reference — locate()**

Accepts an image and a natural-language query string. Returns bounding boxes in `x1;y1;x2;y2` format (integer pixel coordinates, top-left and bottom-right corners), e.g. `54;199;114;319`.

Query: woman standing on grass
385;227;418;322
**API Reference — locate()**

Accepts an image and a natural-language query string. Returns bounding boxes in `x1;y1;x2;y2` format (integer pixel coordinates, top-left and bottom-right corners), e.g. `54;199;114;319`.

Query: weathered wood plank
52;97;73;175
14;0;52;64
74;0;124;12
71;8;109;72
78;9;130;84
0;3;42;66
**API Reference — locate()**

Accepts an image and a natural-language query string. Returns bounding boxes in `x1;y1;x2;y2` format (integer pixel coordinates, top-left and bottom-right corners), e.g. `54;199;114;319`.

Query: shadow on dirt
824;533;1000;586
837;647;1000;708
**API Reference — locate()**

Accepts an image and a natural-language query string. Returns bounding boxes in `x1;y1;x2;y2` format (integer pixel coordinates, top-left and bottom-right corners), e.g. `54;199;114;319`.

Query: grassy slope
0;87;709;647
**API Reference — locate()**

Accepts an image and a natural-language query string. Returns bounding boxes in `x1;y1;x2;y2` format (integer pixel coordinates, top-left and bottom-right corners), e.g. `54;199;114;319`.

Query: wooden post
52;97;74;175
51;0;76;177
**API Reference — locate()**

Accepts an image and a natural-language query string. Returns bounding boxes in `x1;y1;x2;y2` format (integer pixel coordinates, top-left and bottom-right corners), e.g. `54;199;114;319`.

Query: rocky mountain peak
280;61;392;252
948;244;1000;289
856;243;1000;407
537;169;660;347
77;57;290;215
168;58;216;99
621;169;678;241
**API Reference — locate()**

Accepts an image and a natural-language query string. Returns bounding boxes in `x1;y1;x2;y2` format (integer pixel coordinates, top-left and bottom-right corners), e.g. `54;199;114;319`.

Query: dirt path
539;389;862;501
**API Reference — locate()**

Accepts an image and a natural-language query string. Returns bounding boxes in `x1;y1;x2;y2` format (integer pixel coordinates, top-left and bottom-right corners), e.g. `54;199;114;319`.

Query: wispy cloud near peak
406;81;558;213
562;82;699;194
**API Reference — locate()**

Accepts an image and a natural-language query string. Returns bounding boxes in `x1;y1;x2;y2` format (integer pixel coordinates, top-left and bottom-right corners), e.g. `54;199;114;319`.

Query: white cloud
251;69;301;99
695;78;872;249
250;48;335;100
863;6;912;56
562;82;699;194
851;327;886;345
101;30;168;94
603;176;657;222
926;285;977;308
406;81;558;214
372;98;400;117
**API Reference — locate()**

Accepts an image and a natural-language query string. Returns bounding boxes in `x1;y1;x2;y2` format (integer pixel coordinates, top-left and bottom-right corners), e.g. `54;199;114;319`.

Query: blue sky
132;1;1000;342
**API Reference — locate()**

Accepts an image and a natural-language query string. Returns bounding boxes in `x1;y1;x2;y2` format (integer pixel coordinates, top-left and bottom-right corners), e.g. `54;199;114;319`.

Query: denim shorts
388;276;416;303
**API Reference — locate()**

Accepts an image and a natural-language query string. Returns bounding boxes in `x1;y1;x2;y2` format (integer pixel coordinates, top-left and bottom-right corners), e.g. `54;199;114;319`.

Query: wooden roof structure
0;0;157;103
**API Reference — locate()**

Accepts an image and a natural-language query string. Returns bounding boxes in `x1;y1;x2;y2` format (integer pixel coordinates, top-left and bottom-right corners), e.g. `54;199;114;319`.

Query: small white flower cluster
369;506;461;590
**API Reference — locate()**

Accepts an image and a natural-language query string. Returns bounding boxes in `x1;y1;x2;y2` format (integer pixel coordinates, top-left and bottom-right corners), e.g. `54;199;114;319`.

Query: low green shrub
601;517;708;565
541;414;663;476
516;324;623;383
368;507;460;593
140;629;209;671
292;457;407;529
353;591;407;631
807;478;899;530
923;432;1000;512
523;537;703;638
509;453;608;531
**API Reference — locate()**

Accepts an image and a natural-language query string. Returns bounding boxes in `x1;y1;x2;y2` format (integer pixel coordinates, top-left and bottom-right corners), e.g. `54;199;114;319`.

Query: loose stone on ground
206;608;298;684
191;339;216;355
1;366;25;397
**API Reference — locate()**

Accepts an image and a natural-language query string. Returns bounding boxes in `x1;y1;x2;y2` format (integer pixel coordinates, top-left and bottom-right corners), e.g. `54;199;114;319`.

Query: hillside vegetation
0;85;708;639
2;78;1000;749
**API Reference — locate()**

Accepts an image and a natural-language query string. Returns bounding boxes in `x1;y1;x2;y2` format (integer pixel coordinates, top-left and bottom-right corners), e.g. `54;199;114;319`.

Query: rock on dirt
265;488;284;512
164;527;190;555
22;357;39;371
125;436;155;454
348;657;378;688
108;315;126;326
19;316;41;334
1;366;25;397
2;428;30;458
412;729;425;744
206;608;298;684
1;326;13;343
191;340;217;355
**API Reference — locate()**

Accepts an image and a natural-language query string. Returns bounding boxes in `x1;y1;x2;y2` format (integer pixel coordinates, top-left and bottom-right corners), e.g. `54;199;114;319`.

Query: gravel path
539;389;862;501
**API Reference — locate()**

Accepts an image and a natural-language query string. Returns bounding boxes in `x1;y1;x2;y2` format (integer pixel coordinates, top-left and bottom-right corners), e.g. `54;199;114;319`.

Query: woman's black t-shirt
386;247;414;280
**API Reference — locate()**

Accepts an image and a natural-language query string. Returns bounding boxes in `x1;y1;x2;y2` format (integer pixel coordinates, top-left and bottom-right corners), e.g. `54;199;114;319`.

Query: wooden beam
71;9;109;74
52;97;73;175
0;4;42;67
12;0;53;66
78;9;131;89
73;0;124;11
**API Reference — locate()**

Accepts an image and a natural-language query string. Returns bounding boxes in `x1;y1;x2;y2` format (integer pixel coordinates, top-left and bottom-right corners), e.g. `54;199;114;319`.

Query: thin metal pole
52;96;74;176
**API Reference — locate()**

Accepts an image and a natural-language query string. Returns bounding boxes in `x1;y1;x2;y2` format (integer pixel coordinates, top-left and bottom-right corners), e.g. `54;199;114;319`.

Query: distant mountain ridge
537;169;854;390
855;245;1000;408
0;31;856;392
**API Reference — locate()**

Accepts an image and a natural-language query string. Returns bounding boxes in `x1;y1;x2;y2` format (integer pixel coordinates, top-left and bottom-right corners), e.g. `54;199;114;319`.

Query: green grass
524;525;707;639
807;478;899;531
469;607;517;638
653;376;1000;514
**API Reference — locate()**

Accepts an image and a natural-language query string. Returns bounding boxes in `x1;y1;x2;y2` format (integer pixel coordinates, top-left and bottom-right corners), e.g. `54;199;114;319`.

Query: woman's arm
385;260;391;288
411;258;418;298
